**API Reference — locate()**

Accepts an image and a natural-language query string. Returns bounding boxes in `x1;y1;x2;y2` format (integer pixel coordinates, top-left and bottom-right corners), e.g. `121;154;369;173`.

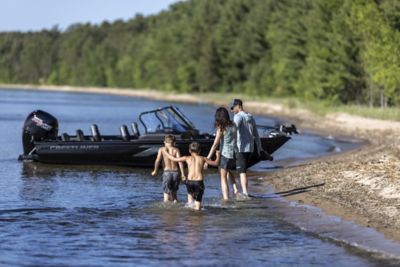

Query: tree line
0;0;400;107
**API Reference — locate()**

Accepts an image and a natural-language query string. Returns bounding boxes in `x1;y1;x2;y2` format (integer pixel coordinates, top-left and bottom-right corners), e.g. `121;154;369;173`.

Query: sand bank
261;110;400;242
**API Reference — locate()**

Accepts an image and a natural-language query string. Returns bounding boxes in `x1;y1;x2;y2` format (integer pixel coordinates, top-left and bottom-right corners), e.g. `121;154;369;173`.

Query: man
230;99;272;197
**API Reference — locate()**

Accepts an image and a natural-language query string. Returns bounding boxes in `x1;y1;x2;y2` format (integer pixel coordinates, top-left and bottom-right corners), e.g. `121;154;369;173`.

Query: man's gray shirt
233;111;262;153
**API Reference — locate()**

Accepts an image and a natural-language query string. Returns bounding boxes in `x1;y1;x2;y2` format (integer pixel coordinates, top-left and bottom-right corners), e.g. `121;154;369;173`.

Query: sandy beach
2;83;400;242
262;112;400;242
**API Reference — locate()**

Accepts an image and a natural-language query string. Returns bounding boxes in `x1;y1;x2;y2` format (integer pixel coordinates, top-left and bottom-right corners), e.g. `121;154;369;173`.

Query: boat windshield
139;106;196;134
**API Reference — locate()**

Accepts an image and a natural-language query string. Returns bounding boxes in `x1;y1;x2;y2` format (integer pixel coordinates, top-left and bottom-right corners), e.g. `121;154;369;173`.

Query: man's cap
229;99;243;110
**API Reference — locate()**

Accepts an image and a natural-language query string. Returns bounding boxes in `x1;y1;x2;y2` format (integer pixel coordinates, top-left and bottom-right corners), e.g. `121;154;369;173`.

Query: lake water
1;88;399;266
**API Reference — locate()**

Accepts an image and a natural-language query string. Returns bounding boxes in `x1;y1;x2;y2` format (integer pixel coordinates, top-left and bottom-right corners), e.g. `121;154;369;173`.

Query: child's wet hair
164;134;175;144
189;142;201;153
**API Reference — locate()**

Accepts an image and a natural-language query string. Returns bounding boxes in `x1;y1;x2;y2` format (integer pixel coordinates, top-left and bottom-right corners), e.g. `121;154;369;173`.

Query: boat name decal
32;115;53;131
49;145;100;150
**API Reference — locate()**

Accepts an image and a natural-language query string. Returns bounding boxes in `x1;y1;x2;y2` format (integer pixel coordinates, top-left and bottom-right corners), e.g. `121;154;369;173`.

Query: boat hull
23;135;289;168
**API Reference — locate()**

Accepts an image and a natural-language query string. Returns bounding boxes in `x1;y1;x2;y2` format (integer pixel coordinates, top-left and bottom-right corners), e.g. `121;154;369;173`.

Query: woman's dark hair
214;107;233;132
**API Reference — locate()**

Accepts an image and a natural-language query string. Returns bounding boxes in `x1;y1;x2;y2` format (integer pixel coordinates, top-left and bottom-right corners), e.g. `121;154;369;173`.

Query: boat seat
91;124;101;141
61;133;70;141
131;122;140;138
120;124;130;141
76;129;85;141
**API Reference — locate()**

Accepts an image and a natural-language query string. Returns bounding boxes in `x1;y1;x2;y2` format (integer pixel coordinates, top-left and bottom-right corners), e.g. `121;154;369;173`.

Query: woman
207;107;239;200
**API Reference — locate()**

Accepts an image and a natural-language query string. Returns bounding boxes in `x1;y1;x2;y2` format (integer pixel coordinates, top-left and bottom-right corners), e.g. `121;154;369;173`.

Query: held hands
203;162;208;170
215;150;221;160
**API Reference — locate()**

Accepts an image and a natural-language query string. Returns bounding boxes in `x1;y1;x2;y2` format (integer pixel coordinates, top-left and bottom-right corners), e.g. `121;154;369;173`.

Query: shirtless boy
151;135;186;203
163;142;220;211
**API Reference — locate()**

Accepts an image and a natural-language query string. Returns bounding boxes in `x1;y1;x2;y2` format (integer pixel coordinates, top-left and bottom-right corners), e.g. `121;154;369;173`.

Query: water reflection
180;212;205;252
20;162;58;202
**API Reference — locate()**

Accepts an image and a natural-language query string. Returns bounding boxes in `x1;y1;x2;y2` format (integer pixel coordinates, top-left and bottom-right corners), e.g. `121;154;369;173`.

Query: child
151;135;186;203
163;142;220;211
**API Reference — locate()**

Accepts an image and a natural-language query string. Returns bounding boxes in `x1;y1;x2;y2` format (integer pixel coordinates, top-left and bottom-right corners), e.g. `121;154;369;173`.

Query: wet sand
2;83;400;242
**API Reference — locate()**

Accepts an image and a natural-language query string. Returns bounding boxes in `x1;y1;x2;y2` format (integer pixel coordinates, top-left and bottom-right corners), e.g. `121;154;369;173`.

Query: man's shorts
162;171;180;194
219;155;236;171
185;180;205;202
236;152;252;174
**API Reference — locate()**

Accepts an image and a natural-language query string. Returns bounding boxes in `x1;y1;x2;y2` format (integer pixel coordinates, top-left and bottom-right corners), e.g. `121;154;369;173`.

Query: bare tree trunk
384;95;388;108
368;78;376;107
369;83;373;107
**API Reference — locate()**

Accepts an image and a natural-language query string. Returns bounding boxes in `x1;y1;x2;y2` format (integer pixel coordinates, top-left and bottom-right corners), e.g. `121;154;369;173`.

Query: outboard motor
22;110;58;155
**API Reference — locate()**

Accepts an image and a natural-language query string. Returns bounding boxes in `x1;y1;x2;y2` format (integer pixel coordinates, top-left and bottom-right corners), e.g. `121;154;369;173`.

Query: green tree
348;0;400;106
267;0;311;96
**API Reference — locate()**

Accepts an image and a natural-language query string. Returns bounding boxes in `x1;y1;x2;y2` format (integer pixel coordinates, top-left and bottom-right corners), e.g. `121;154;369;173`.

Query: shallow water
0;88;399;266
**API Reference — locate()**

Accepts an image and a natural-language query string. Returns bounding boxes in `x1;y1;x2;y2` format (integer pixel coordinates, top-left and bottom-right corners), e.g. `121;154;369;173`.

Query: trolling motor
257;123;299;137
20;110;58;159
278;124;299;135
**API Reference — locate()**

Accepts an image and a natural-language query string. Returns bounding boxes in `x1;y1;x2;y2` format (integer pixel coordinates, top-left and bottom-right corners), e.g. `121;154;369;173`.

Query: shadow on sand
250;183;325;199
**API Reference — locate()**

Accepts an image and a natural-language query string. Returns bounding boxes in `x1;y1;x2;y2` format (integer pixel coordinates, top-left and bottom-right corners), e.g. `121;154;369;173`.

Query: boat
18;106;297;168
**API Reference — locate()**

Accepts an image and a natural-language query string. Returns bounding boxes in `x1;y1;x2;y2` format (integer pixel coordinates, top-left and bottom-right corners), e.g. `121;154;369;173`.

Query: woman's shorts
219;155;236;171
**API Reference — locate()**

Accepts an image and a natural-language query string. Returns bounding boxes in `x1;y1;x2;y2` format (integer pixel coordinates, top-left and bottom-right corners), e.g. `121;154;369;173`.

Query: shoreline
2;84;400;243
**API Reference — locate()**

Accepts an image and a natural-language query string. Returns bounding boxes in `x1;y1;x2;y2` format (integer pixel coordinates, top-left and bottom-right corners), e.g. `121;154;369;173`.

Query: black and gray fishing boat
18;106;297;168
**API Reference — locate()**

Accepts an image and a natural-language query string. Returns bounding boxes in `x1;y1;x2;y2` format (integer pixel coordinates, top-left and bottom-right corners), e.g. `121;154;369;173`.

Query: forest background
1;0;400;118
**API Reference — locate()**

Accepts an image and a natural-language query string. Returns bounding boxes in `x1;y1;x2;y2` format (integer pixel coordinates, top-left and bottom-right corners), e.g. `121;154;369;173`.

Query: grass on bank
193;92;400;121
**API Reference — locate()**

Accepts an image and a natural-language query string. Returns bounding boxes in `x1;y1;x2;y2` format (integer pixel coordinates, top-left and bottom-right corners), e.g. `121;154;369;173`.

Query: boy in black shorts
151;135;186;203
163;142;220;210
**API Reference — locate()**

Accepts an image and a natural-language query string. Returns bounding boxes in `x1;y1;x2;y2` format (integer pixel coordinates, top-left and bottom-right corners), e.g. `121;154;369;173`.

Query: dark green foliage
0;0;399;106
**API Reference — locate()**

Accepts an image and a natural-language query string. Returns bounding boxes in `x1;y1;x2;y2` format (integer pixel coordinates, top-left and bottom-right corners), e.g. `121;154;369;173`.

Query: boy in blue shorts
151;135;186;203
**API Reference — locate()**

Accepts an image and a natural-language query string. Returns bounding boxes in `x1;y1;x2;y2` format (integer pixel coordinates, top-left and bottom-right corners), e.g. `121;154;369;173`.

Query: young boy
163;142;220;211
151;135;186;203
